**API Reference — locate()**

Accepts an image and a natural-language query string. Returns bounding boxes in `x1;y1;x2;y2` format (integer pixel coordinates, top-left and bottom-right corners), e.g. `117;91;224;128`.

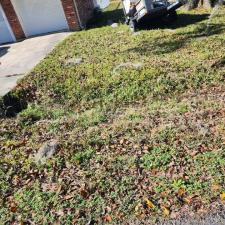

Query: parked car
122;0;185;31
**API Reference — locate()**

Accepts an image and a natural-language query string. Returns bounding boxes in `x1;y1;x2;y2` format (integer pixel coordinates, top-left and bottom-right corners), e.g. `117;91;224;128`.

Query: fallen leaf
220;192;225;201
144;198;156;209
10;202;17;213
106;206;112;213
160;191;169;198
162;206;170;216
56;209;64;216
211;184;221;192
64;194;74;200
103;215;112;222
178;188;186;197
143;145;149;151
189;150;198;157
80;188;89;199
136;213;145;219
151;168;158;175
170;211;179;219
135;203;142;213
120;139;124;144
41;183;59;192
184;197;192;204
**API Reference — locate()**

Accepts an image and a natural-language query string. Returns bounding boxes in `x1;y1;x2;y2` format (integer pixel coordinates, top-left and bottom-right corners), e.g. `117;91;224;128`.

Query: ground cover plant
0;1;225;224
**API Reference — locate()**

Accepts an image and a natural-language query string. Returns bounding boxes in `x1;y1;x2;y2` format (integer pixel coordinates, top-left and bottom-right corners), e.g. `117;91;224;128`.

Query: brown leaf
160;191;169;198
170;211;179;219
10;202;17;213
189;150;198;157
136;213;145;219
12;175;20;186
143;145;149;151
106;206;112;213
151;168;158;175
211;184;221;192
41;183;59;192
184;196;192;204
56;209;64;216
162;206;170;216
103;215;112;222
64;194;74;200
80;188;89;199
178;188;186;197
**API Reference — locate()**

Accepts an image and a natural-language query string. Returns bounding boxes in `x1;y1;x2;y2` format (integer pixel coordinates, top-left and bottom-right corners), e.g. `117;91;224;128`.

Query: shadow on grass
136;13;210;30
191;23;225;37
125;38;186;55
169;13;210;28
87;8;124;28
0;93;28;118
125;13;225;55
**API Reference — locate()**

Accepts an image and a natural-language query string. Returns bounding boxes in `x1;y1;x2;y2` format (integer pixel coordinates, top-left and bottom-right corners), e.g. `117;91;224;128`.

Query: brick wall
0;0;25;39
61;0;80;30
61;0;95;30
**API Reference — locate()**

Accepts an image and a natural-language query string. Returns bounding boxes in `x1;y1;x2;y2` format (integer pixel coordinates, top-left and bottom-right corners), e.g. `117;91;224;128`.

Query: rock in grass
113;62;143;74
35;139;59;164
133;31;141;36
111;23;118;28
65;58;83;66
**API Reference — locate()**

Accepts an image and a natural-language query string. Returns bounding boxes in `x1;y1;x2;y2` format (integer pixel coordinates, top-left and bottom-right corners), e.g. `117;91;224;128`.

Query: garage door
11;0;68;37
0;5;14;44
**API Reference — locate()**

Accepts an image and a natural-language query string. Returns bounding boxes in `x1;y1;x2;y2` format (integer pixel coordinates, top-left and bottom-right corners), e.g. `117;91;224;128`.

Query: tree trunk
186;0;213;10
198;0;213;8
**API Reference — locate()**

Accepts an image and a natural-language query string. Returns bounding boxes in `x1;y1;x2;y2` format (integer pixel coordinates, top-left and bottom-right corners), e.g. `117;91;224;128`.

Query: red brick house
0;0;94;44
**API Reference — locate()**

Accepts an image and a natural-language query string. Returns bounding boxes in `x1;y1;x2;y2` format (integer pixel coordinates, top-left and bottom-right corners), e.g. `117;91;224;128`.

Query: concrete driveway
0;32;71;96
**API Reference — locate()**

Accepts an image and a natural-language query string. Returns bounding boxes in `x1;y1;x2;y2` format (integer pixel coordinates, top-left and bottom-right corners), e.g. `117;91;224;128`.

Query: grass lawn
0;1;225;224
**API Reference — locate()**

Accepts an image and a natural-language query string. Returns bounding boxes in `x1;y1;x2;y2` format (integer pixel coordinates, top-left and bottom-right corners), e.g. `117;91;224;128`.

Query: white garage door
0;5;15;44
11;0;68;37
